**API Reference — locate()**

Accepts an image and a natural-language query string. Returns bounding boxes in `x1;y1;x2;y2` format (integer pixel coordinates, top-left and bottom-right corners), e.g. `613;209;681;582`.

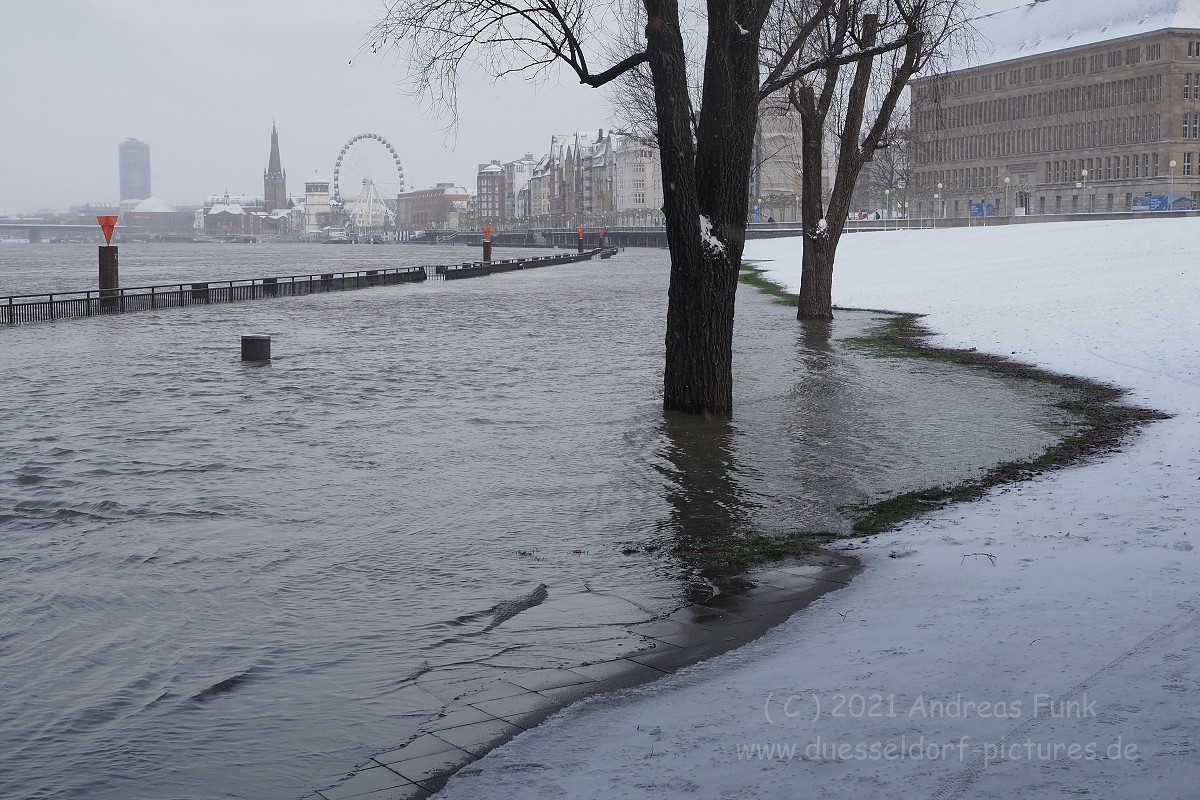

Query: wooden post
483;225;492;262
99;246;119;313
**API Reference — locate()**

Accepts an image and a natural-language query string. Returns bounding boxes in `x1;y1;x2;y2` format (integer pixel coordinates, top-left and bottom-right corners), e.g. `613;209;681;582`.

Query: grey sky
1;0;608;214
3;0;1017;216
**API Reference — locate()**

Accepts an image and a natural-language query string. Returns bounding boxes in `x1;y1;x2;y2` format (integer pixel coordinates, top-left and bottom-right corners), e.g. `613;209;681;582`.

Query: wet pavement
309;558;859;800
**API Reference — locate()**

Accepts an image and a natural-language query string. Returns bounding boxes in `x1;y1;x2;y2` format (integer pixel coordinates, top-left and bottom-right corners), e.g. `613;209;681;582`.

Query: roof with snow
962;0;1200;70
132;197;175;213
207;203;246;216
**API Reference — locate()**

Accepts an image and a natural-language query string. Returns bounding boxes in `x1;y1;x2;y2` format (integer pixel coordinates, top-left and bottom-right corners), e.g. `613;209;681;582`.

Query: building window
1187;153;1194;176
633;192;645;205
1187;74;1192;100
1185;112;1192;139
1155;153;1161;176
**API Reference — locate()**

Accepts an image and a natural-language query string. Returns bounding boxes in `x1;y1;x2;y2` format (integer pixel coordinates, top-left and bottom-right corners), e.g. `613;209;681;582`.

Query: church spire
266;120;284;178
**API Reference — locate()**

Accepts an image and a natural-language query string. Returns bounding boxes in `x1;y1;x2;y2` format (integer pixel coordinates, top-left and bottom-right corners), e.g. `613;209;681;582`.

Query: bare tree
367;0;965;411
865;110;911;214
762;0;970;320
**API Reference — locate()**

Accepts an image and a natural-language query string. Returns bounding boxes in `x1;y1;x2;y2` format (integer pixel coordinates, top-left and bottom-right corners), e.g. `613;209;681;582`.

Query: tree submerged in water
368;0;969;413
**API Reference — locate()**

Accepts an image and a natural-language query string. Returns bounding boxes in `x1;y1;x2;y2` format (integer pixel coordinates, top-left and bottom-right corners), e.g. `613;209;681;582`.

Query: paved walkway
306;556;859;800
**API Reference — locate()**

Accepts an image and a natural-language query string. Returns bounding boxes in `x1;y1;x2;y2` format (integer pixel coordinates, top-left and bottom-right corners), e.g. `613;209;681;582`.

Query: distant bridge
0;223;107;243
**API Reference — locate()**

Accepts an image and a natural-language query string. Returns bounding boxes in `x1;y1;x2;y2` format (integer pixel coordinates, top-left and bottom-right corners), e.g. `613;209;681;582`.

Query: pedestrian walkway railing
2;249;613;327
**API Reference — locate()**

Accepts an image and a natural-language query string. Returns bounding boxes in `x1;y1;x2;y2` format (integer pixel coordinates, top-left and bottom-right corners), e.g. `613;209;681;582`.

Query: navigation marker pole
97;215;119;313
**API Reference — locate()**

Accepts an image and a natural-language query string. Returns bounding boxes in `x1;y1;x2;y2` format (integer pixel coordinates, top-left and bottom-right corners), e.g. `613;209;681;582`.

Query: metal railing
1;249;613;327
1;266;427;326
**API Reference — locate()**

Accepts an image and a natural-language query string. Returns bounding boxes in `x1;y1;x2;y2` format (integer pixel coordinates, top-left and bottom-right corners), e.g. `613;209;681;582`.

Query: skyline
2;0;1023;216
1;0;610;215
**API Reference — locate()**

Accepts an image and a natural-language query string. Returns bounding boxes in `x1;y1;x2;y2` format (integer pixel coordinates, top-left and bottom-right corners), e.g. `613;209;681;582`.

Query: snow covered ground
437;217;1200;799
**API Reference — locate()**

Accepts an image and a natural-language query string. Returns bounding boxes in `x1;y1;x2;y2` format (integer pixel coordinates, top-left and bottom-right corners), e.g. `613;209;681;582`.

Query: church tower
264;122;287;214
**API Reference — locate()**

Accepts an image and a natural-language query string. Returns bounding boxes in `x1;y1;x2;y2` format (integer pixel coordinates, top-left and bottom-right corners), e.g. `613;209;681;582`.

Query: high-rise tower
264;122;287;214
118;138;151;201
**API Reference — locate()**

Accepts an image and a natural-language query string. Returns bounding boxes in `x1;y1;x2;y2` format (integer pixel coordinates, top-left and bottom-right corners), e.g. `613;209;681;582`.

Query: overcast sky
2;0;1019;216
0;0;610;214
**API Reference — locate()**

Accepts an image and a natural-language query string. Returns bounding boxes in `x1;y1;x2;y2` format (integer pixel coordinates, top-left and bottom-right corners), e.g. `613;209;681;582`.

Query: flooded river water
0;243;1070;799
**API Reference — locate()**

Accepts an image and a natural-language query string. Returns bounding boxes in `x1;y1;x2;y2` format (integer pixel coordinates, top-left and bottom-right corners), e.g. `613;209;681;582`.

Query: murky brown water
0;243;1070;799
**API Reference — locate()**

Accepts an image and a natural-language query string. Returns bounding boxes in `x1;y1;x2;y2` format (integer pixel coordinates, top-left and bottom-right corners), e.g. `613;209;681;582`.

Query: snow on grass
438;217;1200;800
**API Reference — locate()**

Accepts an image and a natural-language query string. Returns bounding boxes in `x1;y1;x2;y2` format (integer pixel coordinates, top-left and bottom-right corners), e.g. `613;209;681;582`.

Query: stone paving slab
317;765;414;799
315;554;861;798
431;718;524;756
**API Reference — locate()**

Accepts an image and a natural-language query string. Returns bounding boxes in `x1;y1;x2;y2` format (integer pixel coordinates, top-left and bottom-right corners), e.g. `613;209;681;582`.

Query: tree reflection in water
652;411;764;599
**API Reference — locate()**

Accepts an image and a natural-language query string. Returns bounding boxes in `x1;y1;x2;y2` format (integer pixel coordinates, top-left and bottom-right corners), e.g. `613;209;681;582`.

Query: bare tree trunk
796;14;877;321
650;0;762;414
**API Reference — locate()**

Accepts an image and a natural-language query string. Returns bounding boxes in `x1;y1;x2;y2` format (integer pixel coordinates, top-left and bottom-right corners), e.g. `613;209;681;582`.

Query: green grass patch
845;315;1169;535
622;530;834;578
737;263;1170;539
739;265;798;305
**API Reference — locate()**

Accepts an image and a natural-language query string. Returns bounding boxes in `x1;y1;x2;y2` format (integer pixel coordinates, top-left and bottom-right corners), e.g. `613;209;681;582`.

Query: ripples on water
0;244;1070;798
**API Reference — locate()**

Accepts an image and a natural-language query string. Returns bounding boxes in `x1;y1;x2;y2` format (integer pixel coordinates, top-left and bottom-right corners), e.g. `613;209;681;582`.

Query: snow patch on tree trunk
699;215;726;255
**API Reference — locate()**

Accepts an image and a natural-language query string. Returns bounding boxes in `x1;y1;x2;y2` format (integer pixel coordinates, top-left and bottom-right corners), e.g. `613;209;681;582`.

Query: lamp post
884;188;891;228
936;182;944;226
1080;169;1092;213
1170;159;1177;209
1003;176;1011;217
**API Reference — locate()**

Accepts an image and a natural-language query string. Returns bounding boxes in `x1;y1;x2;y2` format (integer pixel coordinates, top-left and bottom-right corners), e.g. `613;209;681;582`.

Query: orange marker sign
484;226;492;240
577;227;584;238
96;215;118;245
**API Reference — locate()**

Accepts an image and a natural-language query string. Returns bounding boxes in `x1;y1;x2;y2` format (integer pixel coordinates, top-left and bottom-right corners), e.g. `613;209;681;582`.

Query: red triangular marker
96;215;118;245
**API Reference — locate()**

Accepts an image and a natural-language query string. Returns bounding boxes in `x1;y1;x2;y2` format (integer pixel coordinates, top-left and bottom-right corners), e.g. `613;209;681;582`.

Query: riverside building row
472;130;665;231
910;0;1200;218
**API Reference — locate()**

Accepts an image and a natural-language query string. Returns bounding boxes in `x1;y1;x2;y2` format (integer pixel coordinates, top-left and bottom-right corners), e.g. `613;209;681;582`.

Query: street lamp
1080;169;1092;213
1170;159;1177;208
884;188;891;228
936;182;944;226
1004;176;1011;217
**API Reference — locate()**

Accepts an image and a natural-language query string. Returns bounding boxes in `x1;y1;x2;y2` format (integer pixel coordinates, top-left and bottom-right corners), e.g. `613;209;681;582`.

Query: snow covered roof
963;0;1200;70
207;203;246;216
132;196;175;213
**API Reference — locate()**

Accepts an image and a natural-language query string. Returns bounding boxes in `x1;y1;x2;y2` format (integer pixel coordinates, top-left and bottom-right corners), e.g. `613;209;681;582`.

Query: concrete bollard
241;334;271;361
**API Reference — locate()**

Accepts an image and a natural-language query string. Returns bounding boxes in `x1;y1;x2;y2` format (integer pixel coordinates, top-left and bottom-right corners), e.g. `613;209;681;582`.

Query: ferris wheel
332;133;405;231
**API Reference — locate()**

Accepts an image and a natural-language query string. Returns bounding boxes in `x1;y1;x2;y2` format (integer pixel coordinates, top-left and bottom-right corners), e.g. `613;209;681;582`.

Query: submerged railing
1;248;613;327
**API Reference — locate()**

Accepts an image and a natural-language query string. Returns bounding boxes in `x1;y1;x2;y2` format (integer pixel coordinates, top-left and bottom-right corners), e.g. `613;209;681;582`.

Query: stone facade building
520;130;664;228
911;0;1200;218
476;161;505;225
395;184;469;230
